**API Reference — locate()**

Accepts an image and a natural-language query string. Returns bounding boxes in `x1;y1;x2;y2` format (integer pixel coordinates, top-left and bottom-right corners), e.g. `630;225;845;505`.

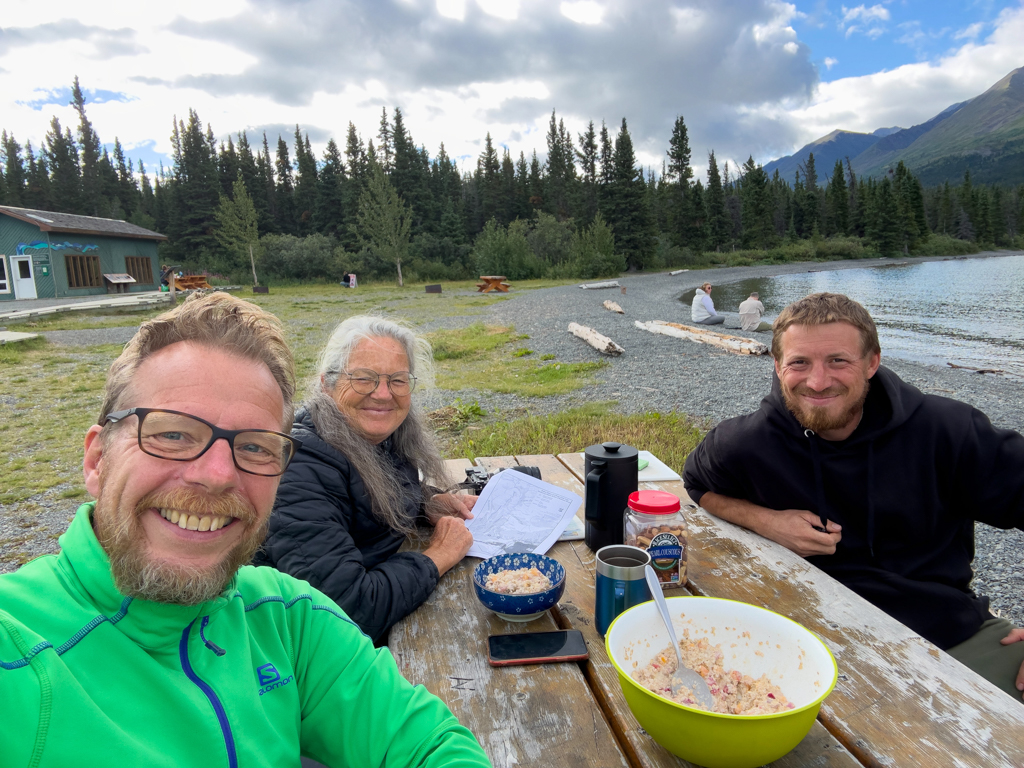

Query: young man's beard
94;486;268;605
781;380;869;435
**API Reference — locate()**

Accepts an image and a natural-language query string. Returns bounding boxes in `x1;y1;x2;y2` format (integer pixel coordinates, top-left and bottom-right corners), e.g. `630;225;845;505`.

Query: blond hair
100;292;296;428
771;293;880;360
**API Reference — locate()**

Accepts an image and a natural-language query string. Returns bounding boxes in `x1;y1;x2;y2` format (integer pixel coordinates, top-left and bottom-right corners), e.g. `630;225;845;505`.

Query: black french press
584;441;639;552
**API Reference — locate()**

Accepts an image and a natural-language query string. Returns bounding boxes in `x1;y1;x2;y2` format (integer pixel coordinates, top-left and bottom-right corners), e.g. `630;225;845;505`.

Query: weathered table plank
557;452;1024;767
535;453;860;768
390;457;630;768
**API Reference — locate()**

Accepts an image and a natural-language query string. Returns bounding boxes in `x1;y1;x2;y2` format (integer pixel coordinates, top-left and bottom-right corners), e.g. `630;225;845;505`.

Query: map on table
466;469;582;559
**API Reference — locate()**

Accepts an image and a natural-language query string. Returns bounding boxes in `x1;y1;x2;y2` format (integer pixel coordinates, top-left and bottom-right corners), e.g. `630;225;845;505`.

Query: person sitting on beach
683;292;1024;702
0;293;490;766
255;316;476;644
691;282;725;325
738;292;767;331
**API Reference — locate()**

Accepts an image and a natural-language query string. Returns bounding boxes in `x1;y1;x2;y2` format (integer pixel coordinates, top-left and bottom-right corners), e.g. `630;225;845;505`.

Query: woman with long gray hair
255;316;475;643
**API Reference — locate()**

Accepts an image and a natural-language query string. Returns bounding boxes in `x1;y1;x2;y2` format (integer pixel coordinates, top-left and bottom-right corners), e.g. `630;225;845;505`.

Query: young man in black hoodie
683;292;1024;701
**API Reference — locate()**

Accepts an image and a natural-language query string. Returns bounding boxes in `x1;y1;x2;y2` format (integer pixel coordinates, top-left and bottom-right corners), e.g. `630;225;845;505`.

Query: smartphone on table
487;630;589;666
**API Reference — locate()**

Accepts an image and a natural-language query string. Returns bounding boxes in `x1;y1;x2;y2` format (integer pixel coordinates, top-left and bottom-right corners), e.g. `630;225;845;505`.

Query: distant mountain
855;68;1024;185
762;129;884;184
762;66;1024;187
851;101;969;178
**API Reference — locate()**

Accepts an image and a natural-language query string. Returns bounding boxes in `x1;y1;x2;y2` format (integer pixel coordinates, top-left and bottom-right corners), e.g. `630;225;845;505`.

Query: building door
12;256;37;300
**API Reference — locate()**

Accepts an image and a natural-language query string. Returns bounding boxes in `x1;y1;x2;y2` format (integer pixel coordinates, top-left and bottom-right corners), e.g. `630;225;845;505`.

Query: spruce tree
24;142;53;210
825;160;849;236
260;133;279;231
1;131;27;206
601;118;654;269
377;107;394;173
218;136;240;198
867;177;900;256
236;132;271;234
169;110;221;264
113;138;138;217
342;123;368;250
293;126;319;234
71;77;102;216
274;136;297;234
355;165;413;286
390;108;432;234
665;115;699;248
739;156;773;249
576;121;599;224
45;117;82;214
215;174;260;279
477;133;500;225
705;151;730;251
314;138;346;238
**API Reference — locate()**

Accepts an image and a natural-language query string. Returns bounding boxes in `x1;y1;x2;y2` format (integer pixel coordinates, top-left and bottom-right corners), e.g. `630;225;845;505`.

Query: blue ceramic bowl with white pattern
472;553;566;622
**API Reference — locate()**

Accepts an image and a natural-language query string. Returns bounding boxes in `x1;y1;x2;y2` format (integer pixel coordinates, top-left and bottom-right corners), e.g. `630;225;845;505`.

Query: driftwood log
568;322;624;356
669;269;689;275
602;300;624;314
578;281;620;290
635;320;769;355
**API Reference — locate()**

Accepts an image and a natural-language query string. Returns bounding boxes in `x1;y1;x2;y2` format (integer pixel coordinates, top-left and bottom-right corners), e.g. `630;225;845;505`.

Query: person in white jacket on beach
691;283;725;325
738;292;766;331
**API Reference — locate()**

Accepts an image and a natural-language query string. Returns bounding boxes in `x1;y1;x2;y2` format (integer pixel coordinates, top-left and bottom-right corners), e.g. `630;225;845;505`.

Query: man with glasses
0;293;490;766
683;292;1024;702
257;315;477;644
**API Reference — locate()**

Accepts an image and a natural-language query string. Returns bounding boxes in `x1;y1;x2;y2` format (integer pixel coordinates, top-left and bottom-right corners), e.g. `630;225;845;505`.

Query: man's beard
781;380;869;435
94;486;267;606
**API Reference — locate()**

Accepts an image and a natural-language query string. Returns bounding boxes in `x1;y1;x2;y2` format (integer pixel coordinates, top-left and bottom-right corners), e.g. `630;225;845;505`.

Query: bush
527;211;575;268
473;218;546;279
258;233;343;281
567;213;626;279
408;233;474;281
910;234;981;257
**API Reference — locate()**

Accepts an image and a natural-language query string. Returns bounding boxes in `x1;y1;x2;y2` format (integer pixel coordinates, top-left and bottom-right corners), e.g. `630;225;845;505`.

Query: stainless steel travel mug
595;545;652;635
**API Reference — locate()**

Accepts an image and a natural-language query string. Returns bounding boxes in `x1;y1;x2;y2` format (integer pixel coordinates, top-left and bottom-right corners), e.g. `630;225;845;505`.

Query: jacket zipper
179;619;238;768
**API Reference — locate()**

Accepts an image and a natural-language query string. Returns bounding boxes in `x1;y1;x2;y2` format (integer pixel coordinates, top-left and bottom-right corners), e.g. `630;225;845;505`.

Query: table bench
476;276;511;293
390;454;1024;767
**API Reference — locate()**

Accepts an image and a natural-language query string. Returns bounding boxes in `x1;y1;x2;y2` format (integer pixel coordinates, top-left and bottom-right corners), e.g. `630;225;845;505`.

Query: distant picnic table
476;276;510;293
389;454;1024;768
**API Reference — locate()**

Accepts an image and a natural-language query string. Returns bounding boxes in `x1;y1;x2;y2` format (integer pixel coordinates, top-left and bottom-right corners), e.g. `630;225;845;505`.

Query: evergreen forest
2;78;1023;285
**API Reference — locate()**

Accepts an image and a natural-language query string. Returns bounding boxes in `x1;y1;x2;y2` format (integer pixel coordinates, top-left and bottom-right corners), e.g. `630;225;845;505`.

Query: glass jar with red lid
623;489;690;588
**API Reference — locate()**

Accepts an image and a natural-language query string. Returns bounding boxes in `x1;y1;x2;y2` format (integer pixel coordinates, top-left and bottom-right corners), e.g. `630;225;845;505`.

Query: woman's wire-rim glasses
341;368;417;395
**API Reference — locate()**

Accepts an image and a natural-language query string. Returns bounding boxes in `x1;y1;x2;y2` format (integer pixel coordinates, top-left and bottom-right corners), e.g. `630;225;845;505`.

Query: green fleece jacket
0;503;490;768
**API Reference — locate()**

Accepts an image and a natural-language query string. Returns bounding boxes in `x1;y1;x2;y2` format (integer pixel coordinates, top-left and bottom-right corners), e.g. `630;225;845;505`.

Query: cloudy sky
2;0;1022;180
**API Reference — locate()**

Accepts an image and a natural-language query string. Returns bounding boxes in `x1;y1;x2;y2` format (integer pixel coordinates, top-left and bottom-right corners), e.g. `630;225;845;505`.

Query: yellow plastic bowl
606;596;837;768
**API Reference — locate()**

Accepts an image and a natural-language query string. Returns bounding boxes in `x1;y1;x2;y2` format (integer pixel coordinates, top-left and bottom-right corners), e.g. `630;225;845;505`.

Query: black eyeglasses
103;408;301;477
340;368;417;395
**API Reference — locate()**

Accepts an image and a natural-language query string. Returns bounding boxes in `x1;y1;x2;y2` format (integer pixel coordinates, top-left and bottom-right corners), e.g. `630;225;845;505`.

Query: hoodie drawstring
200;615;226;657
806;428;877;560
805;430;830;532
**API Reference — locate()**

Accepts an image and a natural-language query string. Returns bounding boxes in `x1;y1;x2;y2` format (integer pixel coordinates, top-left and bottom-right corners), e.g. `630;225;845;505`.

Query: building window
125;256;154;285
0;256;9;293
66;254;102;289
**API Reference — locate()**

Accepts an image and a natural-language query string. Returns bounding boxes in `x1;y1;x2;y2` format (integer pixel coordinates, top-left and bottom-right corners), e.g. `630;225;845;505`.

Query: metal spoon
644;565;715;710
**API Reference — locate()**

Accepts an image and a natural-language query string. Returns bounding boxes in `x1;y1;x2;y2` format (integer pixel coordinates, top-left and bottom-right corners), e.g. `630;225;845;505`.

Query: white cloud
754;4;1024;158
841;4;890;24
561;1;604;25
954;21;985;41
437;0;467;21
476;0;519;20
824;57;838;69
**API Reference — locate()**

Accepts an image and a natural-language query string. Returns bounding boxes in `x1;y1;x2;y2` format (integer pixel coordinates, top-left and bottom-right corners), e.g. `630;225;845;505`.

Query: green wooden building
0;206;167;302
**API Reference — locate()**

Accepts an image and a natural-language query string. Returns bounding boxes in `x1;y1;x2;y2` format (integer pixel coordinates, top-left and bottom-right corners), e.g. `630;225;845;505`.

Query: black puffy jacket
254;408;439;643
684;365;1024;649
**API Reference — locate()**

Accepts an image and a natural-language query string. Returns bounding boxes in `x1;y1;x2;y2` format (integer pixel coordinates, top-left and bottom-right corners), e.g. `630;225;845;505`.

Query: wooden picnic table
390;455;1024;767
476;275;511;293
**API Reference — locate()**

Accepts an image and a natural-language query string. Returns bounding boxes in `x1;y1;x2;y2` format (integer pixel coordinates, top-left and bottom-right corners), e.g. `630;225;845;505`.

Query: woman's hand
426;493;477;524
422;516;474;576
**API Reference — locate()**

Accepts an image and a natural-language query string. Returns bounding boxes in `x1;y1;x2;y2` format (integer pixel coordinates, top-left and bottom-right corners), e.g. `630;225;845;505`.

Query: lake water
685;254;1024;379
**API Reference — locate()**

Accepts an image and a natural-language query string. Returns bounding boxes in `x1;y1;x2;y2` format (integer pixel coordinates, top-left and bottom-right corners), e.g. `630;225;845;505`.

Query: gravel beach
3;254;1021;628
